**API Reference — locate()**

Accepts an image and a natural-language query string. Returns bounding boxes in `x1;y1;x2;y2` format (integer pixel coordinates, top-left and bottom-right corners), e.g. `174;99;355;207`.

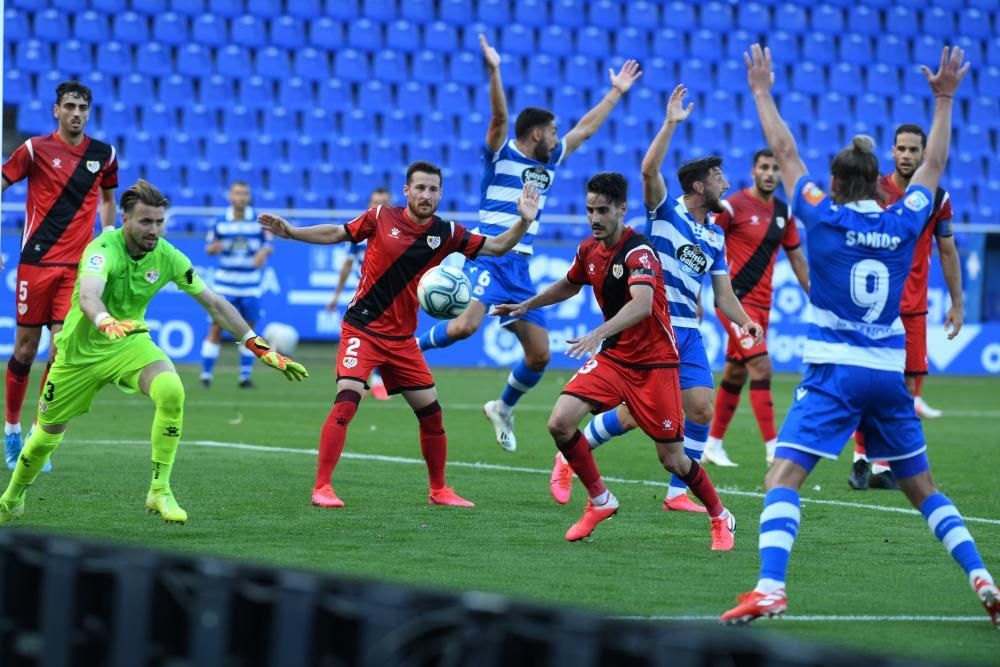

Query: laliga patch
904;190;930;212
145;270;160;284
802;182;826;206
86;254;105;270
86;160;100;173
342;357;358;369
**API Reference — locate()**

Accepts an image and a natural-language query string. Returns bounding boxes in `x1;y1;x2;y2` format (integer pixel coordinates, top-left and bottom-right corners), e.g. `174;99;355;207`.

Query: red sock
854;431;866;457
416;401;447;490
680;460;725;518
5;357;32;425
749;379;777;442
914;375;924;397
558;430;606;498
315;390;361;488
709;380;742;440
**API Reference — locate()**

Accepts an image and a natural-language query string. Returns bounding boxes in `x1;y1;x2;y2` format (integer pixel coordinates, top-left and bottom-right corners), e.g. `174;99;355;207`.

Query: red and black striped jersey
566;227;678;369
343;205;486;338
878;173;953;316
2;132;118;266
714;189;799;309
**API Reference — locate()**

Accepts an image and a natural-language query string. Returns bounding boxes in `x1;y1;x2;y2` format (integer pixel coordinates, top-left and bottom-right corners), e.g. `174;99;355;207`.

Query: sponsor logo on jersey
86;160;100;173
904;190;930;211
661;419;673;430
676;244;709;276
427;235;441;249
521;166;552;191
52;158;62;168
638;251;652;268
845;231;901;251
612;263;623;279
802;182;826;206
145;270;160;283
391;227;401;238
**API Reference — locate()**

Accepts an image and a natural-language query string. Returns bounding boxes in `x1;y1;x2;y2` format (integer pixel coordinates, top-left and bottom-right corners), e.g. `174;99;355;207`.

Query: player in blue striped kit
200;180;272;388
417;34;641;453
721;44;998;628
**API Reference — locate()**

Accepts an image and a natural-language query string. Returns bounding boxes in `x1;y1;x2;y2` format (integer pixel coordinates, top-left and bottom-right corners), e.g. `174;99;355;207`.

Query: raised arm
910;47;969;195
563;60;642;158
641;84;693;210
99;188;117;231
259;213;349;245
480;34;508;154
478;183;539;256
745;45;806;198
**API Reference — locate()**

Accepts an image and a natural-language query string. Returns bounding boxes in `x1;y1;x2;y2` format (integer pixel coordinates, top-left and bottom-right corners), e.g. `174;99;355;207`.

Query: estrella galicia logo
675;244;708;277
521;166;552;191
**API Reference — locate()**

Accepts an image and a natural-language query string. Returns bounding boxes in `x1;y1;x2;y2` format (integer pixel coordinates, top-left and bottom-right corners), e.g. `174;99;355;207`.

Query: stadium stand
2;0;998;230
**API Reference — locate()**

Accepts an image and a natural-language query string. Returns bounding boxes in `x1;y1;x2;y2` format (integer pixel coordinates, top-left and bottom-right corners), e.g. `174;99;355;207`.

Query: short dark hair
229;180;250;189
406;161;443;185
676;156;724;194
830;135;879;204
514;107;555;141
55;81;93;106
894;123;927;149
586;172;628;207
370;187;390;196
752;148;775;166
120;179;169;214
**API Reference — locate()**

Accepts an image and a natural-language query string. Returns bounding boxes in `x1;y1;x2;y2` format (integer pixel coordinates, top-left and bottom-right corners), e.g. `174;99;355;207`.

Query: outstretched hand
922;45;970;98
566;330;603;360
610;59;642;94
517;183;540;223
666;84;694;125
245;336;309;381
490;303;528;318
744;44;775;94
479;33;500;70
258;213;293;239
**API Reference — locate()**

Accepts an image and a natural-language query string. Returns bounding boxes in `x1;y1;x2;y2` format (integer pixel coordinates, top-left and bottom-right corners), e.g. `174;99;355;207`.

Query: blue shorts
675;326;713;390
777;364;926;462
463;253;546;329
221;294;260;324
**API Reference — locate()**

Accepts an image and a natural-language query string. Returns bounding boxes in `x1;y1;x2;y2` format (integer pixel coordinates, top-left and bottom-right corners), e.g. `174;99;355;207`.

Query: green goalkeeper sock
149;372;185;490
1;428;63;505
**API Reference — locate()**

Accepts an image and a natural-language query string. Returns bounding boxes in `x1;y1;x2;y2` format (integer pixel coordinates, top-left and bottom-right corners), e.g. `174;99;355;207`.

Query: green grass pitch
4;344;998;664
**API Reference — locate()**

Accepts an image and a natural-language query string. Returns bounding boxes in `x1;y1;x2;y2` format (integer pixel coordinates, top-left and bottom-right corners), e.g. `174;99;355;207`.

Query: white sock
707;436;723;450
666;486;686;500
201;340;221;358
754;578;785;594
591;490;617;507
497;400;513;416
970;569;994;588
871;462;891;475
4;423;21;435
557;452;567;465
853;451;868;463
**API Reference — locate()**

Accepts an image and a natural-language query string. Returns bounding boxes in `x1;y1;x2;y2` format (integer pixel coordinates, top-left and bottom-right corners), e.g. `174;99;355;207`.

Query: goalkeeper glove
244;336;309;381
96;315;148;341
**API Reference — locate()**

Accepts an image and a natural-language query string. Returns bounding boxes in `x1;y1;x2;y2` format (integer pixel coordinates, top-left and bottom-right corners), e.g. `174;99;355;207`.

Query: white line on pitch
75;439;1000;527
617;615;989;623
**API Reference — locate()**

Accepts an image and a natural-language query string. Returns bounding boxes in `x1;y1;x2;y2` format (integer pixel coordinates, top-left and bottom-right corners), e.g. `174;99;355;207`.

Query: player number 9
849;259;889;323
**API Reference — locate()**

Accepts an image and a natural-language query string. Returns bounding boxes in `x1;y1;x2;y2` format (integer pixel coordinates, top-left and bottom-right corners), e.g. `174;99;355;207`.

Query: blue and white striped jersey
205;206;271;298
477;138;566;255
791;175;932;372
644;194;728;329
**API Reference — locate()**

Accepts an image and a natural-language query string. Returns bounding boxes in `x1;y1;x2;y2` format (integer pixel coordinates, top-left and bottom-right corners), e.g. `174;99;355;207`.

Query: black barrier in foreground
0;530;962;667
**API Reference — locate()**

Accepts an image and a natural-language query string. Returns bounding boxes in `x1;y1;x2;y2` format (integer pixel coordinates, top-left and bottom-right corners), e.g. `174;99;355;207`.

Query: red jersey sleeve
2;142;34;185
448;221;487;259
626;246;658;288
933;194;954;238
714;199;734;233
566;245;590;285
344;208;378;243
781;214;801;249
100;149;119;189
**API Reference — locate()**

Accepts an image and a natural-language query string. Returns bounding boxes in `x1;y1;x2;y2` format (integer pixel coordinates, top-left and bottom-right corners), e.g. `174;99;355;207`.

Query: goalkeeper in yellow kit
0;180;308;524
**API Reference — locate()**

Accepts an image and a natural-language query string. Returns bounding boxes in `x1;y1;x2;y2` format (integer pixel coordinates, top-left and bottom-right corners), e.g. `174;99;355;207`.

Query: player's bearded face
532;124;559;163
753;158;779;194
892;133;924;178
700;169;729;214
54;94;90;136
123;204;167;253
404;173;442;219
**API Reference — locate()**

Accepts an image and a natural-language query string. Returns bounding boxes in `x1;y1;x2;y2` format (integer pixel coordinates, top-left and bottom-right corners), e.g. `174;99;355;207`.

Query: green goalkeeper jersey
55;229;206;364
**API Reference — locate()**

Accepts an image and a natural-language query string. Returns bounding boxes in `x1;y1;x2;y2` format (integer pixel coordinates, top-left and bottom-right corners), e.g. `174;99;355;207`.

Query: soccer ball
262;322;299;356
417;266;472;319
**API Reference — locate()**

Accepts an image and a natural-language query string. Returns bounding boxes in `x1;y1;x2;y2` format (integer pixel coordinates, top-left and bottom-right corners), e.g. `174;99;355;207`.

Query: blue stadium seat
448;52;481;86
690;29;718;61
218;45;252;78
551;0;584;29
846;6;879;37
119;72;154;109
477;0;510;26
664;1;695;30
810;5;845;35
363;0;395;21
333;136;362;166
912;35;943;70
950;153;981;185
132;0;167;13
424;21;459;53
774;4;807;34
317;79;351;113
532;54;562;87
838;34;872;67
187;160;222;197
829;63;861;94
692;119;725;155
247;0;281;18
124;131;157;167
856;93;888;129
643;58;674;92
988;37;1000;67
35;9;69;42
292;189;326;209
623;0;657;28
615;26;649;60
808;121;840;153
135;43;172;77
112;12;148;45
703;89;736;125
516;0;549;28
680;60;712;93
588;0;621;24
802;33;835;65
386;20;420;53
192;14;227;48
83;71;114;106
725;29;755;60
245;134;279;166
716;60;744;91
817;91;847;127
766;30;800;63
954;36;983;69
350;166;383;199
892;95;927;127
578;26;611;59
254;189;286;210
383;109;416;142
146;159;180;193
170;0;204;16
102;102;136;134
358;79;391;112
513;84;548;111
565;55;598;89
200;74;234;110
52;0;87;10
866;63;899;95
780;91;813;127
73;10;106;43
437;81;471;117
278;78;312;112
874;34;907;68
458;112;487;143
222;105;255;139
348;18;382;51
4;8;28;43
461;22;496;51
499;24;535;57
440;0;471;25
539;25;573;57
374;50;407;84
232;15;266;48
55;40;93;74
95;41;130;76
165;132;195;165
421;111;452;142
978;67;1000;99
4;70;29;105
738;3;770;32
323;0;356;21
885;6;917;37
257;47;290;80
289;136;321;164
208;0;243;18
274;16;306;49
369;138;405;173
412;51;446;85
969;97;999;129
230;161;266;191
920;7;955;40
152;12;188;45
297;108;327;141
409;138;445;166
342;109;376;140
159;74;193;109
334;49;369;82
603;144;636;176
177;44;211;77
179;104;214;138
955;125;989;158
16;100;49;136
791;62;827;96
261;107;293;138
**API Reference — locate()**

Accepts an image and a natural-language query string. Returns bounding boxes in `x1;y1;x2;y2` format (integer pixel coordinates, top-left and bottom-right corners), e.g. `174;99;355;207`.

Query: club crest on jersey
612;263;624;279
17;303;27;316
86;160;100;173
145;270;159;284
342;357;358;369
776;216;786;229
427;235;441;249
904;190;930;212
675;244;708;277
521;166;552;191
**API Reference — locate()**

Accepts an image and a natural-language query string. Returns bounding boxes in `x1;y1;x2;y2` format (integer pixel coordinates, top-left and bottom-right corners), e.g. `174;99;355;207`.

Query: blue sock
201;340;220;380
239;347;254;381
756;487;801;590
499;360;544;411
584;408;627;449
921;493;987;582
668;419;709;495
418;322;455;351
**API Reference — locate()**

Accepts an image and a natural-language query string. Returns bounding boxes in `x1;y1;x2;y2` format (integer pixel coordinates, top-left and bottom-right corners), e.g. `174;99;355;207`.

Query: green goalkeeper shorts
38;336;172;425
